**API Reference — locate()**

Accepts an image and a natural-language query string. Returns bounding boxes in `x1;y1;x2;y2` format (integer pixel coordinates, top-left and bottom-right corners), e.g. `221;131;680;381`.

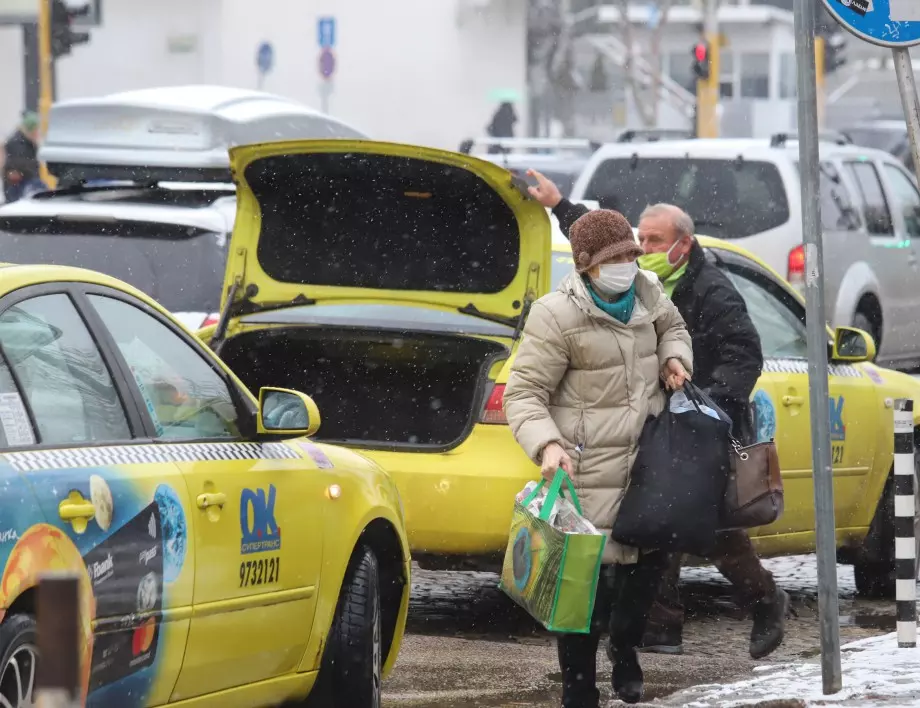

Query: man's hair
639;203;695;240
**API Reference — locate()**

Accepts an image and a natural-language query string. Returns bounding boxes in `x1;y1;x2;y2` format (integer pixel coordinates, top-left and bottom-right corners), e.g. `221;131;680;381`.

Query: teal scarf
586;279;636;324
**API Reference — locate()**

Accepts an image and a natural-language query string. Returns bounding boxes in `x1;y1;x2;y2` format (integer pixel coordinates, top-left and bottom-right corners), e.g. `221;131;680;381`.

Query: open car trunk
220;327;508;449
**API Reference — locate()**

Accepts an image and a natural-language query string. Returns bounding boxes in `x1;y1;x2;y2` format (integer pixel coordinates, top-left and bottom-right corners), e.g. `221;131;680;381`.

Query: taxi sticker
0;392;35;447
864;364;885;385
298;441;334;469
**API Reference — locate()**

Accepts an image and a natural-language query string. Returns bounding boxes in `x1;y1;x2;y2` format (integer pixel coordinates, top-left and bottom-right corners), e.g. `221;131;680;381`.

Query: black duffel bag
611;383;733;556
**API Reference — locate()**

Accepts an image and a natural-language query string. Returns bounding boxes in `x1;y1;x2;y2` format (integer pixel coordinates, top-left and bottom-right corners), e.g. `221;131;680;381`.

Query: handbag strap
522;468;584;519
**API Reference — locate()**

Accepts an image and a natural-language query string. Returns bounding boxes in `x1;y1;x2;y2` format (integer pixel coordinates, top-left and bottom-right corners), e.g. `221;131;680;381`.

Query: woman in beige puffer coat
503;208;693;708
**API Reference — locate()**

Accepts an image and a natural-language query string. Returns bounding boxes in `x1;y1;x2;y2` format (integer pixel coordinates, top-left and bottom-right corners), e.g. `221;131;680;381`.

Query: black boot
638;623;683;655
558;635;600;708
750;588;790;659
611;647;644;705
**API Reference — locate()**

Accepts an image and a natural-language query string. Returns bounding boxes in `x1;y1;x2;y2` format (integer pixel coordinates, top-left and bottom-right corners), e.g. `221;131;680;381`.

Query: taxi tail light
481;384;507;425
787;245;805;289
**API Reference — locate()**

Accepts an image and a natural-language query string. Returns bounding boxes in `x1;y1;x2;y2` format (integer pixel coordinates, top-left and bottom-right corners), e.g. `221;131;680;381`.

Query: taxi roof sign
40;85;368;184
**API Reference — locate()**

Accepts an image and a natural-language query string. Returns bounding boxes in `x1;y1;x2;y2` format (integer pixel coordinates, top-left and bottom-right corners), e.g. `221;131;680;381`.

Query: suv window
883;164;920;239
89;295;240;441
0;219;227;314
819;163;860;232
0;294;131;446
845;162;894;236
581;158;789;239
724;269;808;359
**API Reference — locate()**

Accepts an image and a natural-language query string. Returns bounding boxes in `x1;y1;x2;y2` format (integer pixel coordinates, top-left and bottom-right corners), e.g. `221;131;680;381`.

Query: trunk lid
223;140;551;323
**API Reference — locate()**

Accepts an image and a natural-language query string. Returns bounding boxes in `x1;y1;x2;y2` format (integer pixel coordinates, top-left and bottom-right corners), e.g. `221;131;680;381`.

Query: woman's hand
662;358;690;390
540;442;573;481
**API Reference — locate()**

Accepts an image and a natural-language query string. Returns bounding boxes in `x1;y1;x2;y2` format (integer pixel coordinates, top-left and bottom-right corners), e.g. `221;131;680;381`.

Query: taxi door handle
197;492;227;510
782;395;805;407
58;500;96;521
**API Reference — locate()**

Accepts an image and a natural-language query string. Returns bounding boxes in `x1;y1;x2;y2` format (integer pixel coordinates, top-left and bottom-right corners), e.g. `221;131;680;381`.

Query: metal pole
894;399;917;648
37;0;55;188
793;0;842;694
697;0;720;138
892;48;920;187
36;573;82;708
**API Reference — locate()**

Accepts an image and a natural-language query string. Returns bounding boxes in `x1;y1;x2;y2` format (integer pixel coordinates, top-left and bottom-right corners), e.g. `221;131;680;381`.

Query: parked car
0;85;369;331
197;137;920;600
550;234;920;599
569;134;920;370
0;261;409;708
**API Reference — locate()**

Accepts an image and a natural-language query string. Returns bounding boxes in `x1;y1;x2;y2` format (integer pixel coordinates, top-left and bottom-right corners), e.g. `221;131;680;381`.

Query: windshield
581;158;790;239
0;219;227;313
845;127;905;154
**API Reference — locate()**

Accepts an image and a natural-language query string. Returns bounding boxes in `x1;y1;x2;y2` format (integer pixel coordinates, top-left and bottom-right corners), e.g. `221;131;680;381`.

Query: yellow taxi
0;263;409;708
551;236;920;598
199;137;919;599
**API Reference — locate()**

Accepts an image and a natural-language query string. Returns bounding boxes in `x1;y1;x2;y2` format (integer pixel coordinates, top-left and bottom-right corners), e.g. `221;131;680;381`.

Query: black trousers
557;550;669;708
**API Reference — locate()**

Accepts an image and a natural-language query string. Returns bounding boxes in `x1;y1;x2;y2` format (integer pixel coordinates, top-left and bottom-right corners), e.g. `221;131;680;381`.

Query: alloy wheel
0;643;37;708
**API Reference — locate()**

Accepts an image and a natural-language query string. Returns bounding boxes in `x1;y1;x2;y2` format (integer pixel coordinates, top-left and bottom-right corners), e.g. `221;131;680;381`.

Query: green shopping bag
499;469;606;634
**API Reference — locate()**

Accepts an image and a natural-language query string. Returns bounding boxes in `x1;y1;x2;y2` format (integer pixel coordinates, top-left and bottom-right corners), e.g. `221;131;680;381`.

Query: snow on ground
681;553;857;598
663;633;920;707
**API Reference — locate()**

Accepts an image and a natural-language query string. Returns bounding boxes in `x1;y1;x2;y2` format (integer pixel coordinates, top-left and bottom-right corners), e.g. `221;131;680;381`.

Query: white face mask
591;261;638;295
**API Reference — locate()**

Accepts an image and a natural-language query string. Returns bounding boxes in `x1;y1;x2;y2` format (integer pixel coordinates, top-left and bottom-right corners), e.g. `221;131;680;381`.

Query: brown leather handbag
721;437;784;530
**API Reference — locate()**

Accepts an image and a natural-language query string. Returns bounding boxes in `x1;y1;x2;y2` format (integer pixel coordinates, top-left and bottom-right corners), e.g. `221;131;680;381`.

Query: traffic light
692;41;710;81
822;29;847;74
51;0;92;59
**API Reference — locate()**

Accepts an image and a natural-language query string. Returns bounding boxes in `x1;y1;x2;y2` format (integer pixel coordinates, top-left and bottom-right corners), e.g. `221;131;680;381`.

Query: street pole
696;0;720;138
36;573;82;708
37;0;54;188
892;48;920;188
793;0;842;695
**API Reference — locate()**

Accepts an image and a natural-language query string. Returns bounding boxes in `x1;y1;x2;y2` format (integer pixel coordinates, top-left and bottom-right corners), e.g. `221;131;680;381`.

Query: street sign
319;48;336;80
317;16;336;48
821;0;920;47
256;42;274;75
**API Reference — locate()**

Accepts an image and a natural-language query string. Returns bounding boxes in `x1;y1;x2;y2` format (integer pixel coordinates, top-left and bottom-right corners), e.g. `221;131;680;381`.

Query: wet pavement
384;555;904;707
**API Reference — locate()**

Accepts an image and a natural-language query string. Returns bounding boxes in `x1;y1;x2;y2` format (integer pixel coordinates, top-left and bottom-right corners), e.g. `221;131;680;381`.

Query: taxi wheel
308;545;382;708
854;440;920;599
0;614;38;708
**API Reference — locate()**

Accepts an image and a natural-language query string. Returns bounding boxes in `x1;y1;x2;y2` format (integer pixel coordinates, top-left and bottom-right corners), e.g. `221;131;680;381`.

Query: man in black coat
528;169;789;660
3;112;40;204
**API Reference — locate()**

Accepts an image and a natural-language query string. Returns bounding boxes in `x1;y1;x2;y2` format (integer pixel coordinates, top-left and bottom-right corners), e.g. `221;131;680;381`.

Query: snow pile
665;632;920;706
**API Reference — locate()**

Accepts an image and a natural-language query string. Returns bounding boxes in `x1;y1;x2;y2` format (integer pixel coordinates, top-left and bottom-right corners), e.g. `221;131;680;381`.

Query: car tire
307;545;382;708
0;614;38;708
854;438;920;599
852;312;879;349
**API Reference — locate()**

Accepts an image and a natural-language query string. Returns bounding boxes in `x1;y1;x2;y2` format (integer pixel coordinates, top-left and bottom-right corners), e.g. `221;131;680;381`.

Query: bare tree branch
618;0;675;127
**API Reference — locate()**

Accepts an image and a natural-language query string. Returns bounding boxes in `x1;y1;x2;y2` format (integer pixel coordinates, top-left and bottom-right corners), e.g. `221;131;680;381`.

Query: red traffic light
694;43;708;62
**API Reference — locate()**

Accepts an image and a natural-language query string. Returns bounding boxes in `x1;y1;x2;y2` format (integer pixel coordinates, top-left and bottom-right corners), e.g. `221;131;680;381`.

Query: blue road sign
319;48;336;80
256;42;274;74
822;0;920;48
317;17;336;48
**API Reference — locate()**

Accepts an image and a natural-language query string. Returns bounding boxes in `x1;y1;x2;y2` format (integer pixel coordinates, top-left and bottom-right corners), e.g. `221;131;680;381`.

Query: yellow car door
84;293;326;701
721;260;878;536
0;288;194;707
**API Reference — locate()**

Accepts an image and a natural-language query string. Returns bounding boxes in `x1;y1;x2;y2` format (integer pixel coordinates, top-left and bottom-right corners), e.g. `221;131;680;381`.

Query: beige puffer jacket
503;269;693;565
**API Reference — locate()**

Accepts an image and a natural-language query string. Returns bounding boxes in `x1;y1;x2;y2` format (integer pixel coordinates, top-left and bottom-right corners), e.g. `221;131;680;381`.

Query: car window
883;164;920;239
88;295;240;441
0;294;131;446
552;252;575;290
0;357;36;448
845;162;894;236
819;163;860;232
581;158;789;239
724;269;808;359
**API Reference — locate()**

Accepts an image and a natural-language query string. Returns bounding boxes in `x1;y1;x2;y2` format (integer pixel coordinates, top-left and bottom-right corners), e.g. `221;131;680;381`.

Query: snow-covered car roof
40;85;368;184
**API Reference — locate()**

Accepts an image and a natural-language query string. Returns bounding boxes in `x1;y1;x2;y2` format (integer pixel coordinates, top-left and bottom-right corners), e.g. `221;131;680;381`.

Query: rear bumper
360;424;538;556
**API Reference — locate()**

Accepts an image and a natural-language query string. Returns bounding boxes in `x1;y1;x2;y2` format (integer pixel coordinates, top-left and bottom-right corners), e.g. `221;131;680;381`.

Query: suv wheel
0;614;38;708
854;439;920;599
308;545;382;708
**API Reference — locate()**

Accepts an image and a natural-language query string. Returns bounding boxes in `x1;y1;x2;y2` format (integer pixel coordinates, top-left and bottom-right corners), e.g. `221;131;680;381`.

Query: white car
569;135;920;370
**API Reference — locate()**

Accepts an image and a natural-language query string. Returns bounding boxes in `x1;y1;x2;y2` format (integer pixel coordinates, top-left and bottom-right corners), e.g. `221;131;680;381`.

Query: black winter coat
553;199;764;439
3;130;39;183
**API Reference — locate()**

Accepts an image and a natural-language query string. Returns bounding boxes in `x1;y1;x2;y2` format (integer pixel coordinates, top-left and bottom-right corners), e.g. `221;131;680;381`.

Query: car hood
223;139;551;323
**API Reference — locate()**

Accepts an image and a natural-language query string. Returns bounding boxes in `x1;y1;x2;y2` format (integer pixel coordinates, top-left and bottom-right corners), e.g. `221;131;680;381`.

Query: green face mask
638;240;682;280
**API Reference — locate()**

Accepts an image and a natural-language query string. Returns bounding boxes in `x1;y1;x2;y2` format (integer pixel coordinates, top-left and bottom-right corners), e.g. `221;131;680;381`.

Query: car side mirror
257;387;321;438
831;326;876;363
